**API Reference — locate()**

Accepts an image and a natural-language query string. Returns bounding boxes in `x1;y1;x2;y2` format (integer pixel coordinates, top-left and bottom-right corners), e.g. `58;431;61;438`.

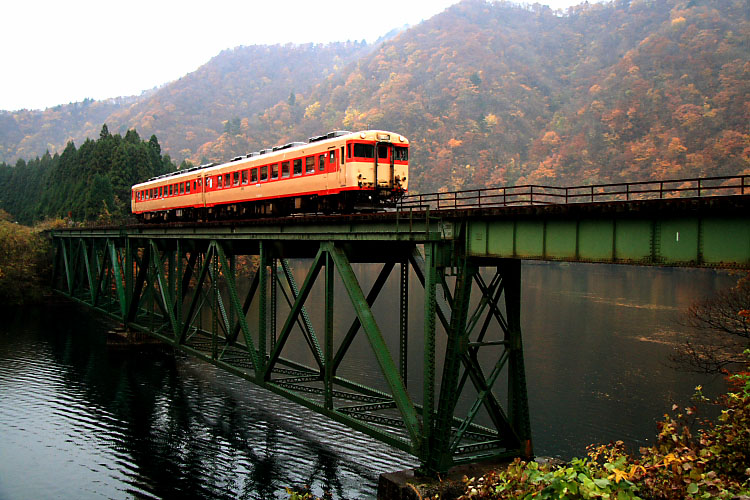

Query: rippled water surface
0;302;416;499
0;263;735;499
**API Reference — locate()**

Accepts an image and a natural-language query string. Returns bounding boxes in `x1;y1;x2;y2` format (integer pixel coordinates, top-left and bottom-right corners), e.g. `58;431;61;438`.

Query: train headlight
360;132;366;139
399;136;405;142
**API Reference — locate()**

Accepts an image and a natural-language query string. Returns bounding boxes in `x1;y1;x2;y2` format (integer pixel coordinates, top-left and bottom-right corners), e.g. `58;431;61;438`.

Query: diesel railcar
131;130;408;222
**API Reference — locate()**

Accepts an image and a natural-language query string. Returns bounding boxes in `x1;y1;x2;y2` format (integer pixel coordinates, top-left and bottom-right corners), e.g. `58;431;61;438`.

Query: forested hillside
0;42;372;165
0;0;747;201
0;126;174;223
200;0;748;192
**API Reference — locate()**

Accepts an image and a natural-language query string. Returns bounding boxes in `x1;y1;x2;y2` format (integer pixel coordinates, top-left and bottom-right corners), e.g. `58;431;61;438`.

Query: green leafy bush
0;212;52;305
458;356;750;500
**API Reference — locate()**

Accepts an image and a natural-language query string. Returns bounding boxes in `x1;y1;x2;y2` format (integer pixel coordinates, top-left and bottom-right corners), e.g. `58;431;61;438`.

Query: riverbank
291;358;750;500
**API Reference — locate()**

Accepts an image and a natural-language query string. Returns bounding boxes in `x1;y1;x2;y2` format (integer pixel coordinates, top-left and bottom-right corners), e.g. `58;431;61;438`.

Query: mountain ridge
1;0;747;194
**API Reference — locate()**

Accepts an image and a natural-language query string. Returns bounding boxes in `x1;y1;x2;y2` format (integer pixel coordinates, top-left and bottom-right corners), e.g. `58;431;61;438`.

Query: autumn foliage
0;211;52;305
1;0;748;198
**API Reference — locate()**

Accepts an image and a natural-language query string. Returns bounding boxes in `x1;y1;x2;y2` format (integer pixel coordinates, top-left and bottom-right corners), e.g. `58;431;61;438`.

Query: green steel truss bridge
50;175;750;474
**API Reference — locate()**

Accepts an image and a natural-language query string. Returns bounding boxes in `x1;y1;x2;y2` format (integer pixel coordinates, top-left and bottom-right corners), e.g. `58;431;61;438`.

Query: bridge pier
51;218;533;474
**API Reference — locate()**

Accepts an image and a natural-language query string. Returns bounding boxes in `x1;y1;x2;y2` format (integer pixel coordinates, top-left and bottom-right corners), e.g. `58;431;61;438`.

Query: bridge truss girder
51;233;532;474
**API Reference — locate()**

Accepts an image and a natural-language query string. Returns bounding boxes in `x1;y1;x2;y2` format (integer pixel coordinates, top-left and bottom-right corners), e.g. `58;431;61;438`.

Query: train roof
132;130;408;189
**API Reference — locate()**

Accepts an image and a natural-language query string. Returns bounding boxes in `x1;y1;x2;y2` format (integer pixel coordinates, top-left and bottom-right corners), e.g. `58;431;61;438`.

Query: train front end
345;130;408;207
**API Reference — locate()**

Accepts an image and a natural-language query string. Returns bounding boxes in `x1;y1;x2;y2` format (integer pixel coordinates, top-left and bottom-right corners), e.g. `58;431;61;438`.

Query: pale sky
1;0;588;111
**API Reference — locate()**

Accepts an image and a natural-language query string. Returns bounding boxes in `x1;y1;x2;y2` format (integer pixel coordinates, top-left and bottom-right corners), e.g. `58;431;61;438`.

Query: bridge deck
56;194;750;268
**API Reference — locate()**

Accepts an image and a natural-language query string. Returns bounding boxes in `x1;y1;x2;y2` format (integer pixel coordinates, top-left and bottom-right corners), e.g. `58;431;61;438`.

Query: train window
293;159;302;176
353;143;375;158
281;161;290;178
186;182;191;194
207;177;212;189
224;173;230;187
378;145;389;159
180;183;184;195
260;166;268;181
394;146;408;161
242;170;248;185
217;175;223;188
341;146;344;164
251;168;258;183
318;155;325;172
271;163;279;180
347;144;351;158
192;180;197;191
233;171;239;186
329;151;335;164
305;156;315;174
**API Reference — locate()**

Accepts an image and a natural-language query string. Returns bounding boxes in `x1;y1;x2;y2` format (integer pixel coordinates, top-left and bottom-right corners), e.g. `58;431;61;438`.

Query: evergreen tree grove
0;125;176;224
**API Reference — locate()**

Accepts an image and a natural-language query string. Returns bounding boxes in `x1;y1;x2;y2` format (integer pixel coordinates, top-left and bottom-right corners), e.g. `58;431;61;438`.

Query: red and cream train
131;130;408;222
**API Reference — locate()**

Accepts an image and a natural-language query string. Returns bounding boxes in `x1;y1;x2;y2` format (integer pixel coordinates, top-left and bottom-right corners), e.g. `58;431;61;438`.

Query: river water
0;262;736;499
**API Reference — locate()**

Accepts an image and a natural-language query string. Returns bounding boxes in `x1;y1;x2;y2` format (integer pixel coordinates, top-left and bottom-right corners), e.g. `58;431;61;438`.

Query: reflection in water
0;301;415;499
0;263;736;498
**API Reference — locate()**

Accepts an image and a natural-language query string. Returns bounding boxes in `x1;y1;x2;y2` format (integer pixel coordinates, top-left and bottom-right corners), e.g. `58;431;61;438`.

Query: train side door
326;149;339;189
318;153;328;194
376;142;391;188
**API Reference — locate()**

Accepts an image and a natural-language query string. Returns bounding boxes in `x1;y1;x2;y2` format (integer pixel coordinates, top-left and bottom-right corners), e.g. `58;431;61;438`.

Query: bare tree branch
671;273;750;373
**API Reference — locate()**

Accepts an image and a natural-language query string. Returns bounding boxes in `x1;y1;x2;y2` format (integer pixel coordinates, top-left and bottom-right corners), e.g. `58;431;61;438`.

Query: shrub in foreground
459;356;750;499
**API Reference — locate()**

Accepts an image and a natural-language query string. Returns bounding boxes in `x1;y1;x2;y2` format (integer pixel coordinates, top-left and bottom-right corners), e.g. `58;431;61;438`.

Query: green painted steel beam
215;241;261;372
109;240;128;320
326;242;422;452
468;215;750;267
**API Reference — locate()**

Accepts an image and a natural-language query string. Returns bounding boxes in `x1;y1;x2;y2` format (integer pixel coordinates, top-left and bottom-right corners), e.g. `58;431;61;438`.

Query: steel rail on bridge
49;176;750;475
399;174;749;210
